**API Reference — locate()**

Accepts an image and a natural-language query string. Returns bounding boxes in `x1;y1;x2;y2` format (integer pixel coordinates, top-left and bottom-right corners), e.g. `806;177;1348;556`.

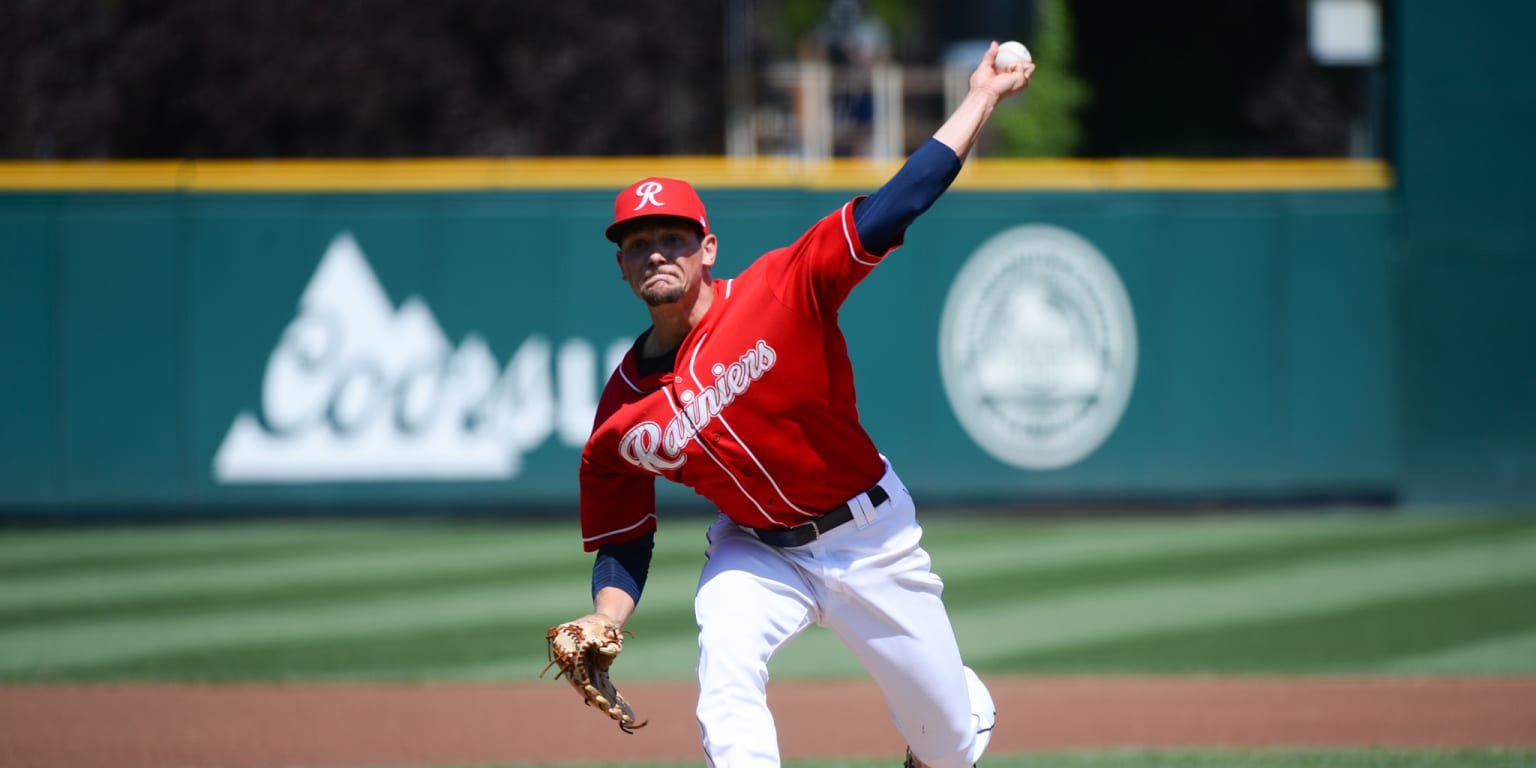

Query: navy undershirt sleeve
592;531;655;604
853;138;964;255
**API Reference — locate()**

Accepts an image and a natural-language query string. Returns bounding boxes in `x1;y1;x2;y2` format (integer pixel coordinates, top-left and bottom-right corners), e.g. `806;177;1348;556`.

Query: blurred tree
769;0;925;60
0;0;724;158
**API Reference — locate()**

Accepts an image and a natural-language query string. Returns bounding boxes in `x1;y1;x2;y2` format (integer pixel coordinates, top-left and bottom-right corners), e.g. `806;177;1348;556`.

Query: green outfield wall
1393;1;1536;505
1;183;1402;514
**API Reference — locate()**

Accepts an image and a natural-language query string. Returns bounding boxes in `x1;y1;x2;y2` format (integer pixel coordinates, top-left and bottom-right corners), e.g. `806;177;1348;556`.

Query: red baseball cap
605;177;710;243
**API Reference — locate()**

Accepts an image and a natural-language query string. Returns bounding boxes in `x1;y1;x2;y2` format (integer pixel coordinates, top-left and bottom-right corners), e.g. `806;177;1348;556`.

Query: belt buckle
763;518;819;547
797;519;822;544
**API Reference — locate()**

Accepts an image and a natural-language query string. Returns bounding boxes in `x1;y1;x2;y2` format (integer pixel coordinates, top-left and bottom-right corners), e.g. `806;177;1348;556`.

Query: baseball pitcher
545;42;1034;767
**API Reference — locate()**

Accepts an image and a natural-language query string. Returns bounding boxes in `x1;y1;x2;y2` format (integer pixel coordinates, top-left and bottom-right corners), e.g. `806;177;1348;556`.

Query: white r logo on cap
633;181;665;211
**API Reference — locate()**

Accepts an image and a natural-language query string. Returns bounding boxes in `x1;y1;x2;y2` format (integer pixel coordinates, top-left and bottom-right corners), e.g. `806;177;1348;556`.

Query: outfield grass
484;747;1536;768
2;512;1535;682
968;750;1536;768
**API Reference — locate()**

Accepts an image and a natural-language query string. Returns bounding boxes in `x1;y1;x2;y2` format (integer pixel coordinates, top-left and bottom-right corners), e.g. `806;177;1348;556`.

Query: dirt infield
4;677;1536;767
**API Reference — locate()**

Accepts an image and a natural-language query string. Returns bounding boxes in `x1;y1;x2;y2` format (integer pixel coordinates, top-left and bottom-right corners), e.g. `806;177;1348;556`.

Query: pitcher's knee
906;669;995;768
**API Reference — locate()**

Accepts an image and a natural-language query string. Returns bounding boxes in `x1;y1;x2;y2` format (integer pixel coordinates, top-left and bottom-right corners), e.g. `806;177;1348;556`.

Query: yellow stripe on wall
0;157;1394;192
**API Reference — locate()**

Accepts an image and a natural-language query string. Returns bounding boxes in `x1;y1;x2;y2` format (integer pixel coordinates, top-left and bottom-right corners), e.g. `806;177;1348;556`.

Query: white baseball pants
693;462;995;767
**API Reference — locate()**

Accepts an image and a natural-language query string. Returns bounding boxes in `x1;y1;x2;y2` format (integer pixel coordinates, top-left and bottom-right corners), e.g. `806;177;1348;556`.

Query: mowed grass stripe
0;551;703;677
16;600;706;682
0;520;703;678
0;520;584;578
933;527;1536;669
0;522;402;577
916;513;1444;567
4;549;572;628
15;511;1440;622
0;530;578;614
0;531;701;627
923;516;1529;603
990;575;1536;673
933;515;1532;573
583;522;1536;681
767;516;1512;675
767;525;1536;679
8;516;1536;682
1381;625;1536;674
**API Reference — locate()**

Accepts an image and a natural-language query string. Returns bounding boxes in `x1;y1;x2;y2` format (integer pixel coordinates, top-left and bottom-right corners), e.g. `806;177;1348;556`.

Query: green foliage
773;0;832;46
865;0;915;42
991;0;1090;157
769;0;917;54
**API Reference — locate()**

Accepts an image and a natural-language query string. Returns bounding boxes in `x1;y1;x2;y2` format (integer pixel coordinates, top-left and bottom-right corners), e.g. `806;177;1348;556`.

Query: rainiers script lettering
619;340;778;473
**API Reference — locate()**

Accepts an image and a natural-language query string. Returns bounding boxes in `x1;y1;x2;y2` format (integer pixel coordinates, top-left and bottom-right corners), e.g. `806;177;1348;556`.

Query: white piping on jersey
842;200;879;266
616;279;730;398
616;363;645;394
582;512;657;544
661;371;783;527
683;337;812;521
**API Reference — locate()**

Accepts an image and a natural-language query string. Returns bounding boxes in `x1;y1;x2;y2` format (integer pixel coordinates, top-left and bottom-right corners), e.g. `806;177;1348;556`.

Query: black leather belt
749;483;890;548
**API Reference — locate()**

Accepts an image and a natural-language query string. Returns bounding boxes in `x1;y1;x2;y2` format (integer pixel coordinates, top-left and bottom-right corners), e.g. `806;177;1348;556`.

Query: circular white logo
939;224;1137;470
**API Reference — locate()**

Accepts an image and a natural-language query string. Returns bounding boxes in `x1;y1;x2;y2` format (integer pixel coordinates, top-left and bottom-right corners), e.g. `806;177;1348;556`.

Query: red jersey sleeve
757;197;889;317
578;453;657;552
578;348;662;551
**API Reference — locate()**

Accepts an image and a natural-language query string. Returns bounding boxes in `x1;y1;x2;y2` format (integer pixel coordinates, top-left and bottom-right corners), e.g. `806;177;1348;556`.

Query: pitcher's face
616;221;717;306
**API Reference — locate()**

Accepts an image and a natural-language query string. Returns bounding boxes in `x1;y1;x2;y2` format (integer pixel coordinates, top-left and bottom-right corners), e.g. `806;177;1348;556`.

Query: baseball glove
542;613;646;733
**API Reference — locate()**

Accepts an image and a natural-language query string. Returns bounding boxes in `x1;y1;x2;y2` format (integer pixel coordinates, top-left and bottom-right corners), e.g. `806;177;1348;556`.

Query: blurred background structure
0;0;1384;161
2;0;1533;520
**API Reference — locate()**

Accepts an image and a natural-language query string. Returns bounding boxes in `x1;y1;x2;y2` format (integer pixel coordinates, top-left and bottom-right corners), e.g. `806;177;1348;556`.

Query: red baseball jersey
579;199;892;550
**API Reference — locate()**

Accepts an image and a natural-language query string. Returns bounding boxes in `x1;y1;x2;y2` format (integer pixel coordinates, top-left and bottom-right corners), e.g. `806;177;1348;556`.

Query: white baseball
995;40;1032;72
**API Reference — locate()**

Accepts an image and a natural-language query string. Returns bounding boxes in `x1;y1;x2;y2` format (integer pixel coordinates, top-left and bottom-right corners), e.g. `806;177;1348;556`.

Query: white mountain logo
213;232;622;483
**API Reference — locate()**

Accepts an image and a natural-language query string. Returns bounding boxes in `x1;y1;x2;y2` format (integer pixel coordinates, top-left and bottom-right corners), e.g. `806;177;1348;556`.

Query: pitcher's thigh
696;528;819;641
694;534;819;765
